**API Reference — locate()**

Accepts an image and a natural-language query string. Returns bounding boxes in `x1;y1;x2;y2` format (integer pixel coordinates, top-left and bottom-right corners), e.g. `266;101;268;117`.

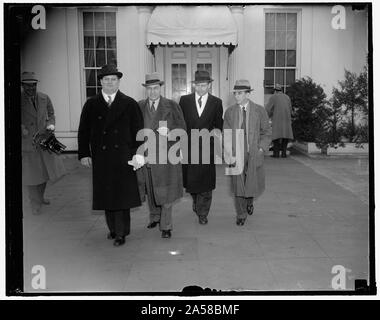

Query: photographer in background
21;71;66;215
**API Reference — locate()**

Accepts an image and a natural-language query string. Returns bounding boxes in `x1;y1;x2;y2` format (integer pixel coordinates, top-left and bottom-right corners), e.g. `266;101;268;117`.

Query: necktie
241;105;249;184
242;106;248;154
107;95;112;107
198;97;202;108
150;101;155;112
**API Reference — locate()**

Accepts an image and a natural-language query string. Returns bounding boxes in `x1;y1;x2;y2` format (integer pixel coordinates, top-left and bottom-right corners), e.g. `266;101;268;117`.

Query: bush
287;77;328;142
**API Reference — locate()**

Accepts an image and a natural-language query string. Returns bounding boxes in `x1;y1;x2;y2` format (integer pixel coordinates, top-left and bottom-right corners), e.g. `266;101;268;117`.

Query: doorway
160;46;220;101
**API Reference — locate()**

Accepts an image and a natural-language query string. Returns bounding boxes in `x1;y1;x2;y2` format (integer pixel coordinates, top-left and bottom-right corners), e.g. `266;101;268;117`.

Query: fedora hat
97;64;123;80
192;70;213;83
21;71;38;83
142;72;165;87
274;83;282;91
232;79;253;92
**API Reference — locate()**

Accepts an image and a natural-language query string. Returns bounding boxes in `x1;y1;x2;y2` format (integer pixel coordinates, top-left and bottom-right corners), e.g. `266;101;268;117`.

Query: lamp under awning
147;6;238;46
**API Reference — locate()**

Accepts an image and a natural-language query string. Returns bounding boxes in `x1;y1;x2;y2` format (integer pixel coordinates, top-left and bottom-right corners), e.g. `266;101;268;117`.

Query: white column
137;6;154;97
229;6;245;90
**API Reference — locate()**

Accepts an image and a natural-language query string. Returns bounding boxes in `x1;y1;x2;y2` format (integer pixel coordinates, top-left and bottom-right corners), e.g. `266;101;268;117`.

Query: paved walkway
23;154;369;293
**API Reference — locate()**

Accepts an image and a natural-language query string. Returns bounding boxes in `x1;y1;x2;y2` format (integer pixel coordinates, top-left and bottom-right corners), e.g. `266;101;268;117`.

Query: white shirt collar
240;101;249;111
195;92;208;102
149;97;160;110
102;90;117;103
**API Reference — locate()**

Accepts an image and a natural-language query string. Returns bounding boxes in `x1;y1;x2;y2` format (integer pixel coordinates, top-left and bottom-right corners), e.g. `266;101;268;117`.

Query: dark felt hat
192;70;213;83
97;64;123;80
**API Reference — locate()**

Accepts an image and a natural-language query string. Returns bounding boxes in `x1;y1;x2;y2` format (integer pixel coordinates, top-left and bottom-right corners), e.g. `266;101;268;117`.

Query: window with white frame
82;11;117;98
264;12;297;94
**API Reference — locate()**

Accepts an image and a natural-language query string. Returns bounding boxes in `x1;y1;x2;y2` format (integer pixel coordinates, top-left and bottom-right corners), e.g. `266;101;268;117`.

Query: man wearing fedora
78;64;144;246
137;72;187;238
265;84;294;158
21;71;66;215
223;80;271;226
179;70;223;225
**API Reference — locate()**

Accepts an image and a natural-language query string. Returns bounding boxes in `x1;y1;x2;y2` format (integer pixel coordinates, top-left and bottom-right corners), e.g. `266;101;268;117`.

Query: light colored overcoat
223;100;271;198
265;92;294;140
21;91;66;185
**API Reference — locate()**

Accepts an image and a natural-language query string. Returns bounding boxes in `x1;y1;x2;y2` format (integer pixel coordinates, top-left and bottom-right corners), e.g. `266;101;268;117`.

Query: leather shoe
198;216;208;225
236;218;246;226
247;204;254;215
113;236;125;246
147;221;159;229
161;230;172;238
42;198;50;205
107;232;116;240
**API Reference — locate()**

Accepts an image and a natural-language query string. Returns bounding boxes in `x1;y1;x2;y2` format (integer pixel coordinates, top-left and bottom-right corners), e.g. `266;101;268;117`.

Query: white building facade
20;4;369;150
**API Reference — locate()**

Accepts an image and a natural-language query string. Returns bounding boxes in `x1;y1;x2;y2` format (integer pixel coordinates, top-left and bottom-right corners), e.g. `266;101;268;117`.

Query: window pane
95;36;105;48
94;12;105;30
85;69;96;86
106;50;117;65
275;69;284;86
96;50;106;67
106;36;117;48
286;69;296;86
84;50;95;67
264;69;274;87
265;50;275;67
86;87;97;98
276;13;286;31
83;12;93;31
287;13;297;31
275;50;285;67
276;31;286;50
105;12;116;30
172;64;187;92
287;31;297;50
265;13;275;31
287;50;296;67
84;34;94;48
265;31;275;50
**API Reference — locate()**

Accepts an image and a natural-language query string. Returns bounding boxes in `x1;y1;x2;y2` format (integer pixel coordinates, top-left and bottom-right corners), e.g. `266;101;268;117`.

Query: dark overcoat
21;91;66;185
77;91;144;210
223;100;271;198
265;92;294;140
179;93;223;194
137;96;187;205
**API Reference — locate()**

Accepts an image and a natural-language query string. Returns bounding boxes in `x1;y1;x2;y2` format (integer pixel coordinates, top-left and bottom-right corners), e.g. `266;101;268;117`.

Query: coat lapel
103;91;125;129
151;96;170;130
21;92;37;118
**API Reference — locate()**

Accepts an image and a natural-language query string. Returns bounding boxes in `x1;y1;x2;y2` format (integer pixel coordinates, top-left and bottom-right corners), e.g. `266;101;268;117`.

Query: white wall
21;7;82;150
300;5;368;96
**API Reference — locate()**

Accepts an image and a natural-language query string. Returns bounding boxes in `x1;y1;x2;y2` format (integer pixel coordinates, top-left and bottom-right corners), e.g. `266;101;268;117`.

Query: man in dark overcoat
265;84;294;158
179;70;223;225
224;80;271;226
137;72;187;238
21;71;66;215
78;65;144;246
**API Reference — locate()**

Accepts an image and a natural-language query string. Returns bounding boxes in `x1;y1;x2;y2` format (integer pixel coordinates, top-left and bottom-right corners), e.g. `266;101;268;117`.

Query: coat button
114;129;118;134
114;144;119;149
98;116;102;120
102;146;106;150
103;130;107;134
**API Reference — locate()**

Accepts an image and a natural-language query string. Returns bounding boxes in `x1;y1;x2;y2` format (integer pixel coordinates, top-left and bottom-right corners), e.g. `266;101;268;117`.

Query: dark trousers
273;138;289;157
191;191;212;217
144;167;173;231
28;182;47;211
105;209;131;237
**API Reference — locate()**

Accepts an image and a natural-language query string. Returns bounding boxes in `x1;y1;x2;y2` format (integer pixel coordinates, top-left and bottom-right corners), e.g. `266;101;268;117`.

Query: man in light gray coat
224;80;271;226
21;71;66;215
265;84;294;158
